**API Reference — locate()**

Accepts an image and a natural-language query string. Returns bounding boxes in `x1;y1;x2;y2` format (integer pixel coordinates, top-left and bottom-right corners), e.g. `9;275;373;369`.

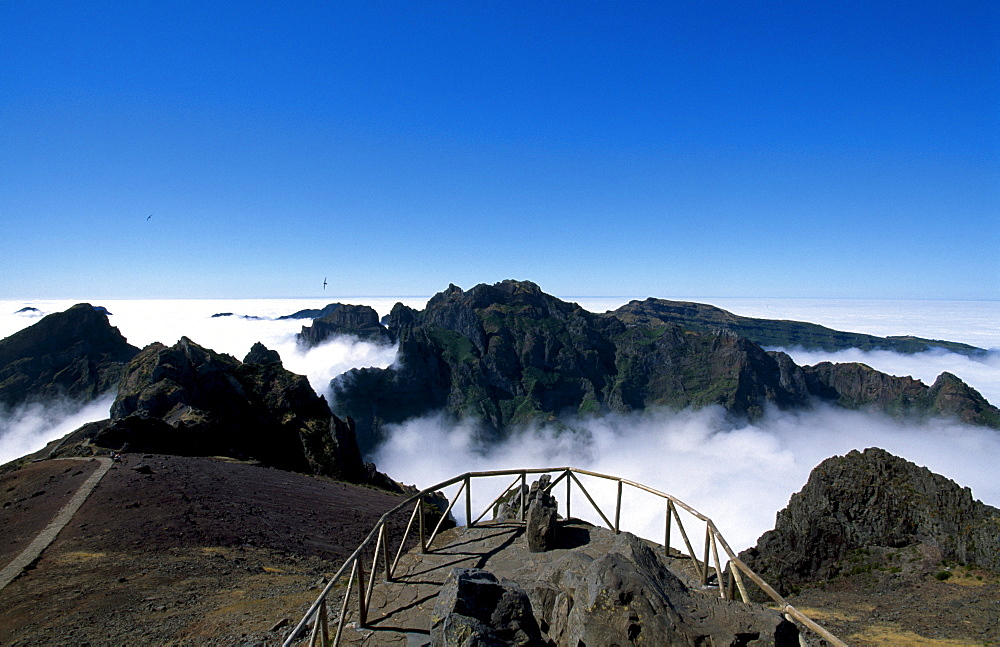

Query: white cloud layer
0;395;115;465
373;405;1000;553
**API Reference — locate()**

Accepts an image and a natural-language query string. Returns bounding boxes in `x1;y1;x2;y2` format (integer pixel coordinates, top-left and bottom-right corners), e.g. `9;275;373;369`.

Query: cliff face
0;304;139;408
296;304;394;347
740;447;1000;595
332;281;999;452
97;338;369;483
801;363;1000;427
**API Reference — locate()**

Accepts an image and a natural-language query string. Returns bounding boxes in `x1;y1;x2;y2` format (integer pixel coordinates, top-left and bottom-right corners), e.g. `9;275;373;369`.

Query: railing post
710;529;726;599
465;475;472;528
380;524;391;582
614;480;623;534
730;561;750;603
664;501;672;556
566;469;572;519
308;597;328;646
519;471;527;522
319;599;329;647
702;524;711;585
418;497;427;554
356;557;368;628
332;560;358;646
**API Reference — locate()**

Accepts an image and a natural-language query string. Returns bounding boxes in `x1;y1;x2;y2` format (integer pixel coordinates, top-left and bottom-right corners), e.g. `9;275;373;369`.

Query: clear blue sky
2;1;997;299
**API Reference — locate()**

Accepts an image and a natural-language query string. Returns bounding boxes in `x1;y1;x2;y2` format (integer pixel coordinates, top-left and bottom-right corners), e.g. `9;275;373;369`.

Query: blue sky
2;1;997;299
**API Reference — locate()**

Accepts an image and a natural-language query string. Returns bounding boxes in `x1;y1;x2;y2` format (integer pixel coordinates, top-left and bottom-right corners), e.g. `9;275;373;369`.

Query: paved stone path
0;457;113;592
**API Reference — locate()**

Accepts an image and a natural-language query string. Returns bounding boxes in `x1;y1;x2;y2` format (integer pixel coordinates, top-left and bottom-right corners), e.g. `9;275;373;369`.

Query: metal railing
283;466;845;647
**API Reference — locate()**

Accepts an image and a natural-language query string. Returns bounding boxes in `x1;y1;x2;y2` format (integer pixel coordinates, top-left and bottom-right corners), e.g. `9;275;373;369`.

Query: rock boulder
430;567;543;647
528;531;797;646
525;475;558;552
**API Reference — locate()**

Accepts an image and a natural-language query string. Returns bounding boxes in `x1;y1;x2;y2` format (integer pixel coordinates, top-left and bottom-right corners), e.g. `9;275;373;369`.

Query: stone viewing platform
284;467;844;646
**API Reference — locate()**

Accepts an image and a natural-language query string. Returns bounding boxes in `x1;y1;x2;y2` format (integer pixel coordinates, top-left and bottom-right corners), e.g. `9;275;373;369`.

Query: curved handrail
283;466;846;647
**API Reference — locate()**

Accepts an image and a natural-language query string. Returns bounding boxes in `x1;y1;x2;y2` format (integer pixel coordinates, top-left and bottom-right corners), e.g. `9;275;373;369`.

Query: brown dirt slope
0;453;409;646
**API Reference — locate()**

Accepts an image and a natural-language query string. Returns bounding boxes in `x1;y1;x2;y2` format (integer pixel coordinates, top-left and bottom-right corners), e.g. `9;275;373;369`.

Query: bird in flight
323;277;328;290
147;214;152;221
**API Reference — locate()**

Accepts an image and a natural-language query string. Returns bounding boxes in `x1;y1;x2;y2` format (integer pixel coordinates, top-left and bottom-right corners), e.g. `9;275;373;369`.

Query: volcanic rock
243;341;281;365
740;447;1000;596
614;297;984;356
277;302;344;320
528;531;797;646
0;303;139;408
93;337;371;483
296;304;394;347
431;568;543;647
493;484;529;522
801;363;1000;427
525;475;558;552
332;280;998;452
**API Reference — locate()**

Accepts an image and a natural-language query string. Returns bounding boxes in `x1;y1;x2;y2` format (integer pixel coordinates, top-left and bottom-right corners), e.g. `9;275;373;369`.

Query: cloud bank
0;395;115;465
373;405;1000;553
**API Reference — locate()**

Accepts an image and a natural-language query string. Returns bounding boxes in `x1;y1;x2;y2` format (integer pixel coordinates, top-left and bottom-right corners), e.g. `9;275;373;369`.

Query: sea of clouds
2;295;998;552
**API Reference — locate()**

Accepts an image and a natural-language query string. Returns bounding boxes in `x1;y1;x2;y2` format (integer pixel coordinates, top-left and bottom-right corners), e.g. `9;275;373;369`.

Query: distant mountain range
1;282;997;468
325;281;998;451
613;298;985;356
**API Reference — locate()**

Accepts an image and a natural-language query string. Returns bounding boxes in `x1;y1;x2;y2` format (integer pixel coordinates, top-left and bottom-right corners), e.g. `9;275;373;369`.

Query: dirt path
0;457;112;591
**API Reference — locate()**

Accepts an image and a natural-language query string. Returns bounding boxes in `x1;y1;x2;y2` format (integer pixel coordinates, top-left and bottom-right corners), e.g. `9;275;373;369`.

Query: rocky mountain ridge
615;298;985;356
329;280;999;451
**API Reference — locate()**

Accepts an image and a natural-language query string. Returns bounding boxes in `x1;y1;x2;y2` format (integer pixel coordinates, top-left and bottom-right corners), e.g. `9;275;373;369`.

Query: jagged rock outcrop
740;447;1000;596
801;363;1000;427
528;531;798;646
0;303;139;408
431;568;543;647
91;337;374;484
331;280;998;452
296;304;395;347
525;475;558;552
243;341;281;365
493;484;530;522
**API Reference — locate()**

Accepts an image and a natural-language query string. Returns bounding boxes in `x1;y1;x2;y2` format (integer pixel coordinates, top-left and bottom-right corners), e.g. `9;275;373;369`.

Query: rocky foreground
1;447;998;645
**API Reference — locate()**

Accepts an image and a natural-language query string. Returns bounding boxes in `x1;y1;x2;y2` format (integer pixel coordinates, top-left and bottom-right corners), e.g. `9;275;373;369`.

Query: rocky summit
53;337;383;486
0;303;139;408
296;303;395;347
740;447;1000;596
331;280;1000;451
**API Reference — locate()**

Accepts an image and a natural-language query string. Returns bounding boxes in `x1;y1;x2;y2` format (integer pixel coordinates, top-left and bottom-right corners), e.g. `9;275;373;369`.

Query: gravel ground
0;453;411;646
